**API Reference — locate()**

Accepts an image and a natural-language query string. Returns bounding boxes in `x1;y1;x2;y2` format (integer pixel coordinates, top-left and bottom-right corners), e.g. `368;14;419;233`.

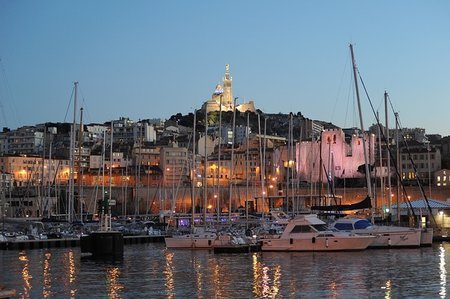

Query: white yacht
331;218;422;248
165;227;217;249
261;214;374;252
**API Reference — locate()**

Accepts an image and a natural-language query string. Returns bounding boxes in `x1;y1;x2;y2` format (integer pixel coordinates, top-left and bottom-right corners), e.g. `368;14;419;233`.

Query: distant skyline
1;1;449;135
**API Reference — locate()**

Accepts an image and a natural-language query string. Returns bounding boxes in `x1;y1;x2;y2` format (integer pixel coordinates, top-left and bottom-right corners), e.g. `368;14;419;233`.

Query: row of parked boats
164;213;433;252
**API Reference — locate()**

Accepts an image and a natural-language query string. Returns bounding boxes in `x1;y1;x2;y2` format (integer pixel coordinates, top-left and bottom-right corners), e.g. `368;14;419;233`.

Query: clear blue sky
1;0;449;136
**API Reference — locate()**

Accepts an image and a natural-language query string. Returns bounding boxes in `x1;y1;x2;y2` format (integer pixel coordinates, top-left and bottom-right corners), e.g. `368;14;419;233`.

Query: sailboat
330;44;421;248
165;109;218;249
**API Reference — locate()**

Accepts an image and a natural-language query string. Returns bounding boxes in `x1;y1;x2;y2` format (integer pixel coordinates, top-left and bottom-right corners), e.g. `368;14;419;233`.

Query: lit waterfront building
400;140;441;184
0;155;70;187
160;146;189;187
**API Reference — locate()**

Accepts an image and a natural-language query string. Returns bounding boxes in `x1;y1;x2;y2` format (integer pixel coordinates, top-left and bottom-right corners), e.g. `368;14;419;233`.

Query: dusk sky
1;1;449;135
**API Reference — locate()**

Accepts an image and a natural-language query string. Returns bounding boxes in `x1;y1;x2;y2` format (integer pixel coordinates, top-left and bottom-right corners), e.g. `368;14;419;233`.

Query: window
354;220;372;229
420;154;424;160
290;225;314;233
334;223;353;231
311;224;329;232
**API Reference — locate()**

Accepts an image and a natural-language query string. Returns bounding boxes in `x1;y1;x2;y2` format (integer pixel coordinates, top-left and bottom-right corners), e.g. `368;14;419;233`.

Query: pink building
296;128;375;183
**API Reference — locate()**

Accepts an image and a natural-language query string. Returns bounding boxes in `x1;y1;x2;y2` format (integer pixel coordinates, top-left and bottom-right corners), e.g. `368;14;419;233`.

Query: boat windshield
354;219;372;229
311;224;329;232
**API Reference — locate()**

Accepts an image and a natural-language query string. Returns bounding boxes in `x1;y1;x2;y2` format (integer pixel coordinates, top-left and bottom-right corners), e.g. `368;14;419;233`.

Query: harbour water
1;243;449;298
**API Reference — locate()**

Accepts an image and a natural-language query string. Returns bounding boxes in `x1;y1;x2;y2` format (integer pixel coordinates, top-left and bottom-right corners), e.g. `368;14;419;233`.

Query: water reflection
213;263;223;298
252;253;261;296
65;250;77;298
43;252;51;298
192;257;203;297
382;279;391;299
252;253;282;298
106;267;123;299
329;281;337;298
272;265;281;298
1;244;449;298
19;251;31;298
164;251;174;299
439;245;446;299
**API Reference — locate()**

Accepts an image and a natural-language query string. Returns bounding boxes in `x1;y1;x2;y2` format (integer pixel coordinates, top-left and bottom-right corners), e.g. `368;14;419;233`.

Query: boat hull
261;235;374;252
165;235;216;249
364;228;422;248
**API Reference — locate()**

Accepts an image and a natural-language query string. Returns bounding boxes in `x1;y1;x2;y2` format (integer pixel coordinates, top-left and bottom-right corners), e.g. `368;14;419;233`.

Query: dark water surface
1;242;449;298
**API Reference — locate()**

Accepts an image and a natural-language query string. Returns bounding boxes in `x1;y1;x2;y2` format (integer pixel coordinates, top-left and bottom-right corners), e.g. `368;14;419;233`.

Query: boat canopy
311;195;372;211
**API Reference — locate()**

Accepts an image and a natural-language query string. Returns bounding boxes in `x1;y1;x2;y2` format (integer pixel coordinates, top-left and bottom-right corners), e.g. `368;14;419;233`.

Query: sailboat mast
47;134;52;218
350;44;373;199
245;112;250;228
68;81;78;223
257;114;263;215
107;121;113;230
101;130;106;223
262;116;267;217
395;112;401;223
203;109;208;227
229;98;237;221
217;95;222;223
385;91;392;215
78;107;84;223
191;110;196;229
377;111;384;213
285;116;290;212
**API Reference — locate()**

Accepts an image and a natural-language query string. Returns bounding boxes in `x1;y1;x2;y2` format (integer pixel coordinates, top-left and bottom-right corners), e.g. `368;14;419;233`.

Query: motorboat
165;227;217;249
261;214;374;252
331;218;422;248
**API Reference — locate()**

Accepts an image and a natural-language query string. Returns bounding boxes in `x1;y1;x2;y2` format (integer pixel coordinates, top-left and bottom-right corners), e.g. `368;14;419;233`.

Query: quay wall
77;186;450;214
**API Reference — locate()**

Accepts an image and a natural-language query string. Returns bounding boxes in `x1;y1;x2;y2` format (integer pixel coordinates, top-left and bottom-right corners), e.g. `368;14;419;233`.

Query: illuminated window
444;176;447;182
438;176;441;182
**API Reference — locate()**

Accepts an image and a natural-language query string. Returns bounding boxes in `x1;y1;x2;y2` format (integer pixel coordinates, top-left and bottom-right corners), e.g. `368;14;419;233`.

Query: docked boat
165;227;217;249
261;214;374;252
331;218;422;248
213;233;261;253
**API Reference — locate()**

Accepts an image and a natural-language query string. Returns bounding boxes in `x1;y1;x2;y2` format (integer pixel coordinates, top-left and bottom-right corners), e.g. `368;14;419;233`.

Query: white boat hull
261;234;374;252
165;234;216;249
363;228;422;248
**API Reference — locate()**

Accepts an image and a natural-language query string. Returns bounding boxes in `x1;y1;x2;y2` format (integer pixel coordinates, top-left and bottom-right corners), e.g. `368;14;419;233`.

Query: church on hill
202;64;256;113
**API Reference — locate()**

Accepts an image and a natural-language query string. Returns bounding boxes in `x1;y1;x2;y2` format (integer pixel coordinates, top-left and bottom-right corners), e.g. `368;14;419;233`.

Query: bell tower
222;64;233;109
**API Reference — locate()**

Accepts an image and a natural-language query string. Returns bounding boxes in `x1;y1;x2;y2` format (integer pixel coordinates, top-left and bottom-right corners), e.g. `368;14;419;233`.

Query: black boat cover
311;195;372;211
